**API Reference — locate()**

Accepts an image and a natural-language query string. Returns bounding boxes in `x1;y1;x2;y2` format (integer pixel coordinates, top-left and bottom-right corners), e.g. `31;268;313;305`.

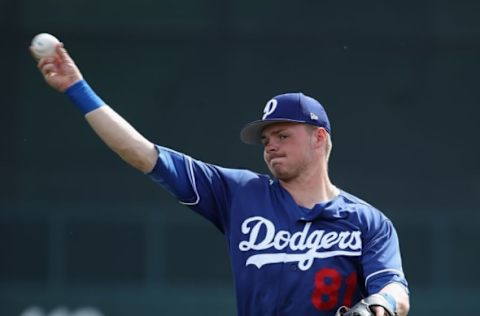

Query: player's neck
279;167;339;209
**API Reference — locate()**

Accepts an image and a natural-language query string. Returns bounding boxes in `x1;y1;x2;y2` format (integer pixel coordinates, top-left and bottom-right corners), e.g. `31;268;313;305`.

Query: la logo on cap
262;99;278;120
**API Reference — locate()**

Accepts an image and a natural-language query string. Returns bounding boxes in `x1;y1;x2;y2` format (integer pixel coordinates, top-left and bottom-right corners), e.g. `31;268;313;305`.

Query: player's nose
264;141;279;155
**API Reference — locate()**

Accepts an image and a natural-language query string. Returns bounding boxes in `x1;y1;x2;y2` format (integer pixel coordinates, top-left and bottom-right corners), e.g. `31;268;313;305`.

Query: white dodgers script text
238;216;362;271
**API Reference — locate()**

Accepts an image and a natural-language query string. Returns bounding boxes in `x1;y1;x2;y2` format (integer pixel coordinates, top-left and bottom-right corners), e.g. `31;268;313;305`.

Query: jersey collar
274;180;349;222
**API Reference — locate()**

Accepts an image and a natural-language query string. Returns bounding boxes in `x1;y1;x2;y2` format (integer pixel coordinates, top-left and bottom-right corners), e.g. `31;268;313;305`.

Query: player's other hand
371;305;390;316
31;43;83;92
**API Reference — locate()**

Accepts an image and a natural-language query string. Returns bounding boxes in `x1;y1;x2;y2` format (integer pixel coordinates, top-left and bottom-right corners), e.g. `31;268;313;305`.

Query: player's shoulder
338;190;374;209
336;190;389;221
216;165;273;187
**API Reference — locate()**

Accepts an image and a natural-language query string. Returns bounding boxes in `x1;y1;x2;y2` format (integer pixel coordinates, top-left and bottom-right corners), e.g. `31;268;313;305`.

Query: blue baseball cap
240;92;331;145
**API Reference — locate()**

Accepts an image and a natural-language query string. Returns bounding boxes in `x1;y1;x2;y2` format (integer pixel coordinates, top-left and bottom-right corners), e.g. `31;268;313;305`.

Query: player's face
261;123;318;181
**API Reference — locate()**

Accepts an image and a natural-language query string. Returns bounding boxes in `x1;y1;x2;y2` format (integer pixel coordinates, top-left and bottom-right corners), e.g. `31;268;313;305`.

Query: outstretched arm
32;43;158;173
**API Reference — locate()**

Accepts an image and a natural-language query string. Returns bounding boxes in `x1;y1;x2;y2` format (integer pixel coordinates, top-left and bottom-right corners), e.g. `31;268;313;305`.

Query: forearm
85;105;158;173
33;44;158;173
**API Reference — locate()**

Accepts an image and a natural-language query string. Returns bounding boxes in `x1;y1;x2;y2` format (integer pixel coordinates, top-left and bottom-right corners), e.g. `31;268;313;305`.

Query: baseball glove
334;294;396;316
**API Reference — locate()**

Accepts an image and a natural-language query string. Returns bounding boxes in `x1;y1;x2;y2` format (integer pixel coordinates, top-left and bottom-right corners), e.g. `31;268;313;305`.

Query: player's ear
313;127;328;148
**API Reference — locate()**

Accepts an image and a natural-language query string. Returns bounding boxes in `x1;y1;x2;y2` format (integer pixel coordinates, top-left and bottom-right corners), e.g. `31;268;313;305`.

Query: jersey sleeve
147;145;250;233
361;214;409;294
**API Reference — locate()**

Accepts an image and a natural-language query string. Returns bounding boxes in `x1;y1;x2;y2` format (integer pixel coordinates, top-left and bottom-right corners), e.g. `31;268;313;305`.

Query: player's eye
261;137;268;146
279;134;288;140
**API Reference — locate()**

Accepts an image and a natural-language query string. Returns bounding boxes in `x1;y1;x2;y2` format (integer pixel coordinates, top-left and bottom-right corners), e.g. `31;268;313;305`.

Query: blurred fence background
1;0;479;315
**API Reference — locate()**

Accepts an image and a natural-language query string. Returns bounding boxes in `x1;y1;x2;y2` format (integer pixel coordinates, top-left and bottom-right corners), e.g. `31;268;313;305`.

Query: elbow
122;154;153;173
117;143;157;173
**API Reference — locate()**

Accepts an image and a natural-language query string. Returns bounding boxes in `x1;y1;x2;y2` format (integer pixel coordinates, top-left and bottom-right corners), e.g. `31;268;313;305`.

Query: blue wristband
380;292;397;313
65;80;105;115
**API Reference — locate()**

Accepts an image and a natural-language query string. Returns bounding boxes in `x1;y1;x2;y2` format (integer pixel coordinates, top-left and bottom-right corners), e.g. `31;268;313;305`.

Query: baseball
31;33;60;59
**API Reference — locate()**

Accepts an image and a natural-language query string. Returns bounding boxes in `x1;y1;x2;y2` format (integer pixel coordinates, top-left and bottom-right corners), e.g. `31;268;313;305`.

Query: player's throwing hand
31;43;83;92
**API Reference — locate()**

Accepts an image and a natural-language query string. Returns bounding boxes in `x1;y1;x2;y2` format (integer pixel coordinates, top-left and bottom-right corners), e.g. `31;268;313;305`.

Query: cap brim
240;119;309;145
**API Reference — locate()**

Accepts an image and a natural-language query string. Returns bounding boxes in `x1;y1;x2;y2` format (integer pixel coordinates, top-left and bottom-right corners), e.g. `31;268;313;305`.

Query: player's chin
269;166;294;181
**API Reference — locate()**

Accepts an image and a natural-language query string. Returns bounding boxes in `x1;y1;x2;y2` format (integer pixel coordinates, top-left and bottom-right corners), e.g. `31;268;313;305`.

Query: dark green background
1;0;479;315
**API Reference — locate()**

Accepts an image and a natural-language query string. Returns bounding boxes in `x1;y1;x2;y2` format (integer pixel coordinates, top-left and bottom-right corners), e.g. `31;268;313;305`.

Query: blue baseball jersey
149;145;408;315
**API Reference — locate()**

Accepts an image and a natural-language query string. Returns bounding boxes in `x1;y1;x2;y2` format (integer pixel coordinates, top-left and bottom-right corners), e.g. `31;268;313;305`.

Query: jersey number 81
311;268;358;311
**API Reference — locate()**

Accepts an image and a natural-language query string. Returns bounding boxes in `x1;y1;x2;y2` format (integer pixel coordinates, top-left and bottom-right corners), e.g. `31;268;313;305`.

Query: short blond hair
325;132;332;162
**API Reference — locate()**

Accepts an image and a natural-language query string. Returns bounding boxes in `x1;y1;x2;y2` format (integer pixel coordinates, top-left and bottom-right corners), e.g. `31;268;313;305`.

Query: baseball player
32;43;410;316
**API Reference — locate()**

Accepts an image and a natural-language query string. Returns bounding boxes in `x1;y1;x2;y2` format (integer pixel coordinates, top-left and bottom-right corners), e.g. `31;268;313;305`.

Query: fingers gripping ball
31;33;60;59
335;294;396;316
